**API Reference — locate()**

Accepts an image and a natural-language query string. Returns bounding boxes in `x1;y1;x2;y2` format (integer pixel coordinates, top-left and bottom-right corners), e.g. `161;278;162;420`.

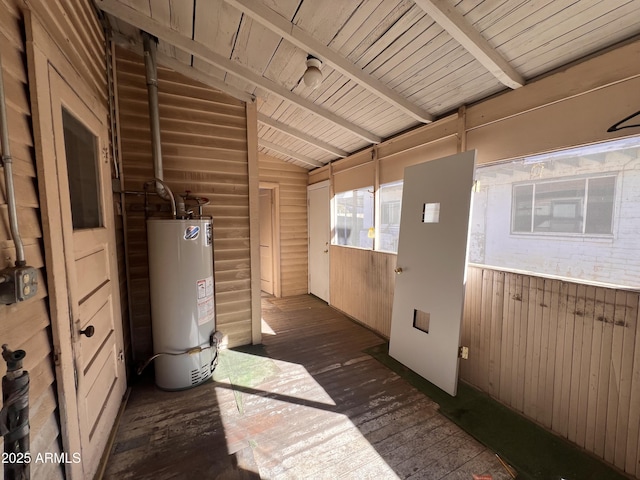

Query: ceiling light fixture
303;55;323;89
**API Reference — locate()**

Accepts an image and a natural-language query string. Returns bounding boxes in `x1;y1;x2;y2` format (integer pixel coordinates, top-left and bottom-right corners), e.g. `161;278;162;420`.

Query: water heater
147;218;217;390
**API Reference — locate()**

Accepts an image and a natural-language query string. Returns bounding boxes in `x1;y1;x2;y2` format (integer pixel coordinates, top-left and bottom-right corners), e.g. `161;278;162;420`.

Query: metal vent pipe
142;32;168;200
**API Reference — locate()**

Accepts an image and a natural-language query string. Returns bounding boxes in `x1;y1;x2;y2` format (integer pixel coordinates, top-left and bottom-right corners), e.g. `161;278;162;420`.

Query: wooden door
308;181;330;302
389;151;476;396
49;67;126;477
260;188;274;294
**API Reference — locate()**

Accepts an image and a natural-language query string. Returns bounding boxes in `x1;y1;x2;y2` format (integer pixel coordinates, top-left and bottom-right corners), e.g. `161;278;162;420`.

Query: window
377;181;403;252
470;135;640;288
333;187;374;249
62;108;102;229
512;176;615;235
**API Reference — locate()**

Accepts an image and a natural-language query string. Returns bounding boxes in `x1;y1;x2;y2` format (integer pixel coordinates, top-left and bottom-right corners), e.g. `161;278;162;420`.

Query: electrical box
0;266;38;305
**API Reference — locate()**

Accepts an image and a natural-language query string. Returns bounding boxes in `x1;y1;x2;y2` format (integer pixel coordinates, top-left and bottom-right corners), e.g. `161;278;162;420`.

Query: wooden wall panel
116;47;250;357
0;0;107;478
461;266;640;477
258;153;309;297
327;244;640;477
329;247;396;338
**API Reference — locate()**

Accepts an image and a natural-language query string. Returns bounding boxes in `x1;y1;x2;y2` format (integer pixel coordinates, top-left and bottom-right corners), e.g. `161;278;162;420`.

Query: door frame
25;8;117;479
259;182;281;297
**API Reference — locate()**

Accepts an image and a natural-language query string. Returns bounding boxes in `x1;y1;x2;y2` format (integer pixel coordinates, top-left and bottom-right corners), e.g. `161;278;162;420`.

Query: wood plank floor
104;295;512;479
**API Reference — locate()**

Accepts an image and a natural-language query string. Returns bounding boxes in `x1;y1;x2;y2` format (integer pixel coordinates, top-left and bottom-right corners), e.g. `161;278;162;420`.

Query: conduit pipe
142;32;169;201
0;55;25;267
144;178;176;218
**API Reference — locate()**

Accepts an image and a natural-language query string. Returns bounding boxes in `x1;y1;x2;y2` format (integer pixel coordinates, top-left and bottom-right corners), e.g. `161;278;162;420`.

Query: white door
259;189;274;294
308;181;330;302
389;151;476;396
50;68;127;477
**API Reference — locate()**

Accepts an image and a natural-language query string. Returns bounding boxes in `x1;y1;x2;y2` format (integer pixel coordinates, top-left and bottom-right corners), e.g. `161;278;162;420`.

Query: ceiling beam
111;31;256;103
259;140;324;168
412;0;525;89
257;113;348;158
96;0;382;144
225;0;435;124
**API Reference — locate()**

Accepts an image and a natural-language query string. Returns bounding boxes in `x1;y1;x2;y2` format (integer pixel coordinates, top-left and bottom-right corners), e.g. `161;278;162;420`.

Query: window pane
333;187;374;249
62;109;102;229
377;181;402;252
512;184;533;232
470;135;638;288
533;179;584;233
585;176;615;234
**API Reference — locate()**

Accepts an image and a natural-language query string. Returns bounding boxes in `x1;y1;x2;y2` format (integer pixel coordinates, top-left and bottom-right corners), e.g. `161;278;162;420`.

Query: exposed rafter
111;31;256;103
96;0;382;144
259;140;324;168
412;0;525;89
225;0;435;124
257;113;348;158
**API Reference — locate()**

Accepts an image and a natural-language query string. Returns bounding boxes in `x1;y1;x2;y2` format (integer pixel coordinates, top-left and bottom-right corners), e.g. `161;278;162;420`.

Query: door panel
259;189;274;294
389;151;476;396
49;67;126;477
308;181;330;302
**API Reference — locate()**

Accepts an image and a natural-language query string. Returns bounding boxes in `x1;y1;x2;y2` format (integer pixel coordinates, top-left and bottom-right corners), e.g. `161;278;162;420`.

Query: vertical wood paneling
460;266;640;478
616;292;638;469
258;153;308;297
541;279;560;429
586;287;606;450
595;289;616;457
575;285;595;445
625;294;640;476
567;284;586;442
325;247;640;477
115;47;250;356
329;247;396;338
489;271;504;397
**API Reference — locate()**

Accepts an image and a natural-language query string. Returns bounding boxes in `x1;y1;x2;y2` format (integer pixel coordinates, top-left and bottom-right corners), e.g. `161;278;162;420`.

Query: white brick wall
470;148;640;288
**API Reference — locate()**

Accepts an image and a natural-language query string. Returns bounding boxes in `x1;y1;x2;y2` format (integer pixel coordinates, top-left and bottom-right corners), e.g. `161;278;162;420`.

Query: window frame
332;186;375;250
510;174;617;237
375;180;403;254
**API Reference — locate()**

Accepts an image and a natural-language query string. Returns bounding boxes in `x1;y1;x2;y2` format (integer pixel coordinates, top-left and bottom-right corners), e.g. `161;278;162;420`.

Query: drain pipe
0;54;24;267
142;32;169;201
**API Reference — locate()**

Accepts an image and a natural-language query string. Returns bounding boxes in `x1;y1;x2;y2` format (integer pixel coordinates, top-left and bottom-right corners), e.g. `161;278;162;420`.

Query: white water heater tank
147;218;217;390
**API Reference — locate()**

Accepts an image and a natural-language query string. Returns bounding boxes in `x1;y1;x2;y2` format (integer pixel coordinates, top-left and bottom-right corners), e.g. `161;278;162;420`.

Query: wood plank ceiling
96;0;640;169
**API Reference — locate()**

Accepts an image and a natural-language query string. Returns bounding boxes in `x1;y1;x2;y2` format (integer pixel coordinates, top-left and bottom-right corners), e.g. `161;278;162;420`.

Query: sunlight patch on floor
212;349;400;479
261;317;276;335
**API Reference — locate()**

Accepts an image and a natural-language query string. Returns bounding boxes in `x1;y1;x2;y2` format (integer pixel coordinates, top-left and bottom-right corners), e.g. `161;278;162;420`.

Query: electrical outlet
459;346;469;360
0;266;38;304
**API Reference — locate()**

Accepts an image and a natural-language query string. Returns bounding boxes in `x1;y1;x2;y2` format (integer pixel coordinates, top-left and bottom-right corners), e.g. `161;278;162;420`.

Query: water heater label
184;225;200;240
196;276;215;325
205;223;212;246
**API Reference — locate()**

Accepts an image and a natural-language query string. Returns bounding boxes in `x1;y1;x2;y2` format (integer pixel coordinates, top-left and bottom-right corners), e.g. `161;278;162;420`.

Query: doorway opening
259;183;281;297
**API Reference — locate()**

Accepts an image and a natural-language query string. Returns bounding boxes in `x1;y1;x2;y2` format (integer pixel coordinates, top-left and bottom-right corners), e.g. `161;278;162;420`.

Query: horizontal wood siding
460;266;640;478
107;37;132;376
0;0;107;478
116;47;251;357
258;153;308;297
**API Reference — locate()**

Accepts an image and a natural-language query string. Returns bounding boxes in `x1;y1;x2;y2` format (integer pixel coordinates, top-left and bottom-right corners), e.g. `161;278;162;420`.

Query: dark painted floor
104;294;512;479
